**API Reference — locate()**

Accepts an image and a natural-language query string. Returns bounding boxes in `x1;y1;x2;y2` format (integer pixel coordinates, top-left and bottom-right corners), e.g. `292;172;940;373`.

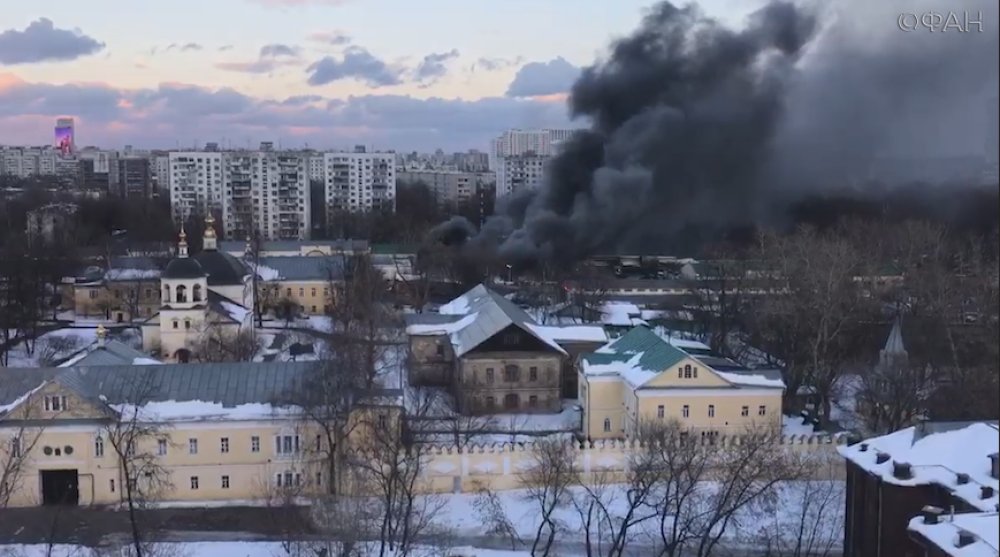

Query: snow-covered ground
0;543;532;557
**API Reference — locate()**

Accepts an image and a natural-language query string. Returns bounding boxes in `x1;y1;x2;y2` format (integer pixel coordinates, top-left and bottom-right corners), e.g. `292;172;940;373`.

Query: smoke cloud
435;0;999;264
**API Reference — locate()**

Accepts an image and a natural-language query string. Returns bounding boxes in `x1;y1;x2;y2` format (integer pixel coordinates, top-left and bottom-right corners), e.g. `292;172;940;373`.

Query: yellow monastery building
578;326;785;440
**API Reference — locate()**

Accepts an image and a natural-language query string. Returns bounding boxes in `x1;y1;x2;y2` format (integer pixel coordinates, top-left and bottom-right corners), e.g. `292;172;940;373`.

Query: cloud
216;43;302;74
308;30;351;45
248;0;352;7
260;43;300;58
165;42;203;52
0;18;104;64
414;49;460;84
474;56;524;72
0;74;575;150
307;47;404;87
505;57;581;98
218;45;234;52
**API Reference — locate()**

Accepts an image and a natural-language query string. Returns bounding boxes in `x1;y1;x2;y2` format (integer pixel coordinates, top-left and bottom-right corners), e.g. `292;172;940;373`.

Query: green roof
371;243;417;255
581;326;689;373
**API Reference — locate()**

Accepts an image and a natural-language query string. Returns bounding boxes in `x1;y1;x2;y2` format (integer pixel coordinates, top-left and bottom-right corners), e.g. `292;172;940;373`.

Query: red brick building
840;421;999;557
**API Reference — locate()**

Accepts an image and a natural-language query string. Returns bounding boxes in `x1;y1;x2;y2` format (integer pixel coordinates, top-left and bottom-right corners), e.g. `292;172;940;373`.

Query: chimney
990;453;999;480
892;461;913;479
980;486;994;499
921;505;943;524
956;473;970;485
876;452;890;464
95;324;107;347
956;530;975;548
859;443;869;452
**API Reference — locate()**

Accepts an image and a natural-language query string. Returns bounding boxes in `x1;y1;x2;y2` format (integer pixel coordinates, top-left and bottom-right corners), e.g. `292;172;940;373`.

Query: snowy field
0;480;844;556
0;543;531;557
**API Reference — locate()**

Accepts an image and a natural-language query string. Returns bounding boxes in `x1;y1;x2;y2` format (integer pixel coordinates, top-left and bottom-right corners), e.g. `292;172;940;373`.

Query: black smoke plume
434;0;999;264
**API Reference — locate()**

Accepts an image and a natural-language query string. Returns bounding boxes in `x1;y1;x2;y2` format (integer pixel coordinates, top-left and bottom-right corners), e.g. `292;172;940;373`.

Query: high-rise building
221;151;310;241
117;157;153;199
495;153;549;199
0;147;77;183
321;150;396;218
153;153;170;194
54;117;75;155
168;151;224;222
489;128;581;170
397;170;495;208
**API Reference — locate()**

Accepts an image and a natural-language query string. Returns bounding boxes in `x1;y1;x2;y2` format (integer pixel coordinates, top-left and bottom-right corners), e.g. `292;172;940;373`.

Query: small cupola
203;213;217;251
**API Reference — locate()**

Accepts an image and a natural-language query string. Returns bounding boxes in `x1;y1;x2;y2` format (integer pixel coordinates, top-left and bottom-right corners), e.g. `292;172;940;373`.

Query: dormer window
44;395;68;412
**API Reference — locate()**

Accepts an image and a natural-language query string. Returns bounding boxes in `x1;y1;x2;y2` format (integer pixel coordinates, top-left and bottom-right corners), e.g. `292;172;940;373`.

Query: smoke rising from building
436;0;999;264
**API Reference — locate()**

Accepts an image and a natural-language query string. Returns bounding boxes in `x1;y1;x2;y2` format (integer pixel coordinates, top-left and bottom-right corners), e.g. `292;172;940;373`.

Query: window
708;405;715;418
657;405;665;419
89;290;99;299
485;396;495;410
220;437;229;453
693;367;698;378
741;406;749;417
172;319;179;330
529;395;538;408
221;475;230;489
277;472;302;487
190;476;199;490
503;332;519;345
276;434;300;455
94;436;104;457
157;439;168;456
683;365;692;379
486;368;494;384
378;414;388;428
298;288;304;297
192;284;202;302
682;405;690;418
184;319;191;330
504;365;520;382
503;393;519;410
44;395;68;412
176;284;187;303
316;472;322;486
529;367;538;381
11;437;20;458
188;438;198;454
109;479;115;493
678;367;683;378
603;418;611;432
311;288;317;297
758;405;767;416
286;288;292;296
435;344;445;357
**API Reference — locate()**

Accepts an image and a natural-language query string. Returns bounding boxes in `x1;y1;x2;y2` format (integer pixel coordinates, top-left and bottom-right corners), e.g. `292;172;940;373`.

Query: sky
0;0;763;152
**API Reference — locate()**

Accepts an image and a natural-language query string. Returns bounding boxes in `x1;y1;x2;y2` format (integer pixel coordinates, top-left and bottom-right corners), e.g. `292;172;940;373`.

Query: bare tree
103;370;173;557
473;485;522;551
346;392;445;557
0;400;46;508
753;469;844;557
684;248;755;358
191;322;261;363
517;439;580;557
854;356;933;435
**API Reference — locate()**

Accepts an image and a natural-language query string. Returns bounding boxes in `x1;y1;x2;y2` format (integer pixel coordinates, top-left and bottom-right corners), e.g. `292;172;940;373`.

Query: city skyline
0;0;763;151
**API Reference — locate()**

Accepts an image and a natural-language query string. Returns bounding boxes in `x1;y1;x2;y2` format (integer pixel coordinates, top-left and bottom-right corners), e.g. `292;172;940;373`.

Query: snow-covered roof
105;268;161;281
580;326;785;390
58;339;160;368
908;512;999;557
839;422;1000;512
206;291;250;324
110;400;297;422
525;324;607;344
601;301;646;327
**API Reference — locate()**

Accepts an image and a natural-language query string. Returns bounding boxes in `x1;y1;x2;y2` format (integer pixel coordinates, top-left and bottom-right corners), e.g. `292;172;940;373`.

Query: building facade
578;327;785;440
168;151;225;222
495;153;549;200
0;362;400;508
117;157;153;199
219;151;311;241
396;170;495;208
321;149;396;217
405;284;606;414
840;421;1000;557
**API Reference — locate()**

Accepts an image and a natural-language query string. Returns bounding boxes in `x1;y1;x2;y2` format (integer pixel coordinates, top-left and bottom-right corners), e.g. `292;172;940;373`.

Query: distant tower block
55;117;75;155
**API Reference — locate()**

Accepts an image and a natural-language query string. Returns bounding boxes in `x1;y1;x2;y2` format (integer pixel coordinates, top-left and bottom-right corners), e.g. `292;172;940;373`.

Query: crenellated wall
410;433;848;494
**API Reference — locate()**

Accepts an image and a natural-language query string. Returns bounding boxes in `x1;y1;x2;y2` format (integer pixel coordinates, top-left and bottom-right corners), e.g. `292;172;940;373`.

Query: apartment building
322;149;396;217
220;151;310;241
495;153;549;199
578;326;785;440
396;170;495;208
168;151;224;222
488;128;581;170
0;147;77;182
153;153;170;193
0;362;402;508
117;157;153;199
